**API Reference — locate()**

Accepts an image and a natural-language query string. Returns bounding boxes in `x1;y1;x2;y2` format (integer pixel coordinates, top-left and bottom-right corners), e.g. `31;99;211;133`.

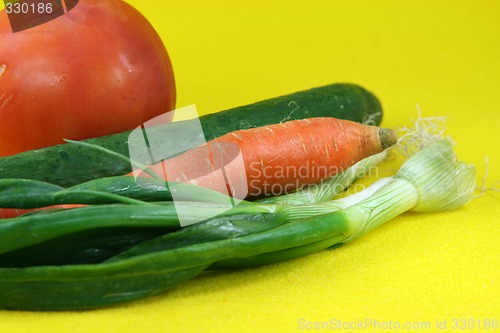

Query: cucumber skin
0;83;383;187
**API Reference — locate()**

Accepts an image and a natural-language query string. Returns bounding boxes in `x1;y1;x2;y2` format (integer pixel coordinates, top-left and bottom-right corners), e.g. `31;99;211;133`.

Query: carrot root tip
379;128;398;149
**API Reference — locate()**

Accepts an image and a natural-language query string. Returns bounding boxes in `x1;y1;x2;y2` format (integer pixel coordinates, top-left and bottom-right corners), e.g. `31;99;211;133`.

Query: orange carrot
131;117;397;197
0;204;85;219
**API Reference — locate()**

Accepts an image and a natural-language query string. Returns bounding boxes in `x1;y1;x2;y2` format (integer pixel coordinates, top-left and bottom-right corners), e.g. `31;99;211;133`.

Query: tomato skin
0;0;175;156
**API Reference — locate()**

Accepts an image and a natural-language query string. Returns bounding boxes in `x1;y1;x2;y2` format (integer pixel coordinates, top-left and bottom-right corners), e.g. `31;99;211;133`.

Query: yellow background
1;0;499;332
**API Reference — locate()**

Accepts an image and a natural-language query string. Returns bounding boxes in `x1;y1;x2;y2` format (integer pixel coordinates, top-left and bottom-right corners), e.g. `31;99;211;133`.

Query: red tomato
0;0;176;156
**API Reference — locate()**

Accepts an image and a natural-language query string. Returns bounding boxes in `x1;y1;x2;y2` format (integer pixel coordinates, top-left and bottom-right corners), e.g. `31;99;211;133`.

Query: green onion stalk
0;176;395;266
0;140;476;310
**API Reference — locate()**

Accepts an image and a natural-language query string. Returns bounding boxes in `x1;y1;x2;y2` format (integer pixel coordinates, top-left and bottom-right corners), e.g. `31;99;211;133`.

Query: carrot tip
379;128;398;149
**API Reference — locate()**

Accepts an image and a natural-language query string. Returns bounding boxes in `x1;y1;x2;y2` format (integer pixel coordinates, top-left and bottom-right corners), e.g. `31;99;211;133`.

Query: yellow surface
1;0;499;332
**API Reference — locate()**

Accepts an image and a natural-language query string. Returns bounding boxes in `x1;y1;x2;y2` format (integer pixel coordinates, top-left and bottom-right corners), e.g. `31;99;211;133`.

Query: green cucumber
0;83;383;187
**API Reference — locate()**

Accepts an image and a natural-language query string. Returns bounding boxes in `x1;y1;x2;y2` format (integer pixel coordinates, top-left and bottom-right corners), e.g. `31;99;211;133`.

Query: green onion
0;140;476;310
